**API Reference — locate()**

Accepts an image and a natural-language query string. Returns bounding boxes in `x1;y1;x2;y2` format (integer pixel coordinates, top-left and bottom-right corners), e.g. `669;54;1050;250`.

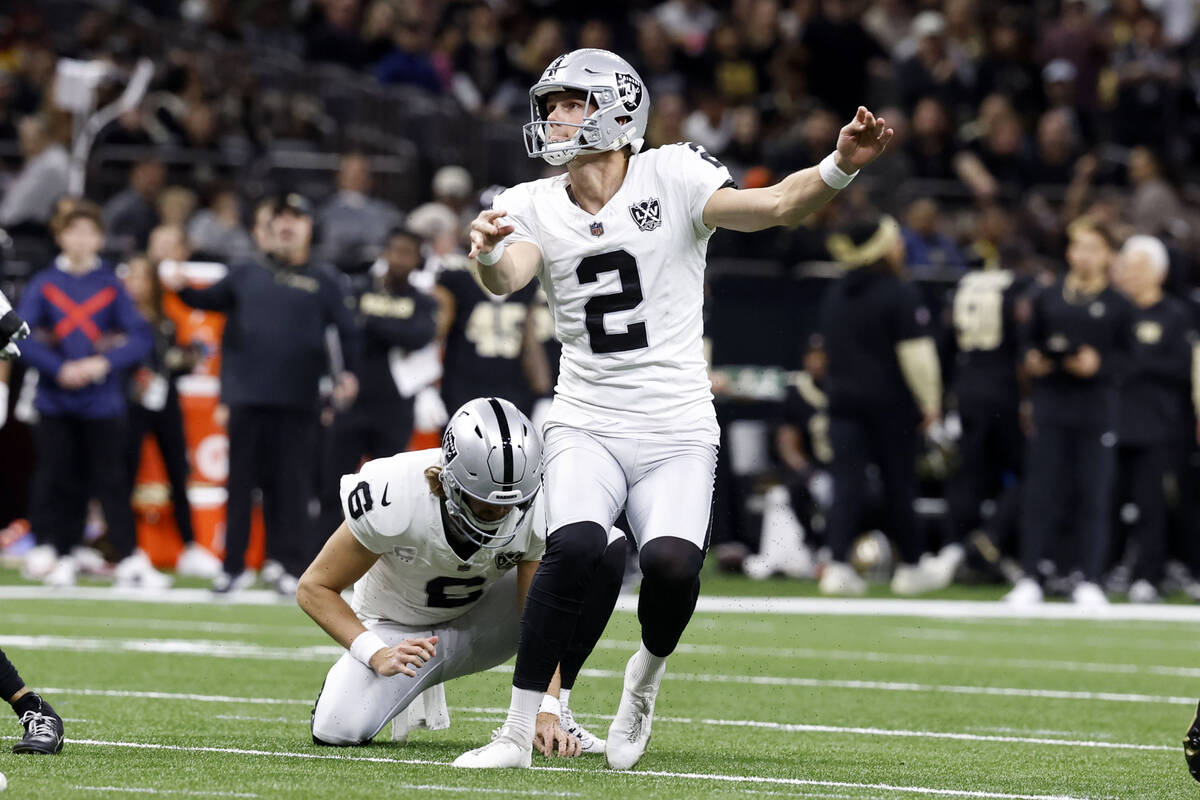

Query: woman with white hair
1111;234;1195;602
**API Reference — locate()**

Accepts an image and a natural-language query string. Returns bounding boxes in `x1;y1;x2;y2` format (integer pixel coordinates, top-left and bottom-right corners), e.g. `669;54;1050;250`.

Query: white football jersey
340;449;547;627
494;143;733;444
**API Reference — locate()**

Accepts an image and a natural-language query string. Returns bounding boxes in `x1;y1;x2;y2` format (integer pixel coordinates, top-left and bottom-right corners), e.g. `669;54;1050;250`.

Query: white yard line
4;583;1200;622
1;612;316;636
11;632;1200;684
43;688;311;706
489;664;1198;705
59;738;1094;800
71;788;258;798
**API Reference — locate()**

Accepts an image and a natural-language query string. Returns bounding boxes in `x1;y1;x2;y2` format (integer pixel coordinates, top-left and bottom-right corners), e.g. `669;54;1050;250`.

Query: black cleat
1185;700;1200;781
12;695;64;754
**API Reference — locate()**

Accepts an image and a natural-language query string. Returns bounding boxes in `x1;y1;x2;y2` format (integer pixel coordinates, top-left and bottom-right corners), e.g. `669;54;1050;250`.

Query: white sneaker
260;560;284;587
71;546;113;577
212;570;257;594
560;706;605;755
932;543;965;584
818;561;866;596
1128;579;1160;604
1072;581;1109;608
606;654;660;770
22;544;59;580
43;556;78;588
452;723;531;768
274;572;299;597
1004;577;1044;605
891;555;947;596
113;550;173;589
176;543;224;578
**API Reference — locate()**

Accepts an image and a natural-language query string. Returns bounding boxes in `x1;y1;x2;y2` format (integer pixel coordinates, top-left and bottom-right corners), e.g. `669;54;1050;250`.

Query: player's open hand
369;635;438;677
1063;345;1100;378
533;711;582;758
834;106;894;174
468;209;515;261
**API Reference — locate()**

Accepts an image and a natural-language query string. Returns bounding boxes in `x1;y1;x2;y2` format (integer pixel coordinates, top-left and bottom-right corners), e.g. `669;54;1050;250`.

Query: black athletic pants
224;405;317;577
125;388;195;544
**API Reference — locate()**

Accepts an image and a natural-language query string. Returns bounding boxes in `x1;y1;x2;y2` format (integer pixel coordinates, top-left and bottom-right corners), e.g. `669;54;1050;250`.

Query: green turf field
0;568;1194;799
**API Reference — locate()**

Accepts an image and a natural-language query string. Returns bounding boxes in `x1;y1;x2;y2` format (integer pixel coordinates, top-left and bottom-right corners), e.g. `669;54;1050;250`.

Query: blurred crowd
2;0;1200;599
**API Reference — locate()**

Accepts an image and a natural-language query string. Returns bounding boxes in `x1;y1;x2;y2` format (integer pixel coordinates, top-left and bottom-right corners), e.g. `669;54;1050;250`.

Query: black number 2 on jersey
575;250;649;354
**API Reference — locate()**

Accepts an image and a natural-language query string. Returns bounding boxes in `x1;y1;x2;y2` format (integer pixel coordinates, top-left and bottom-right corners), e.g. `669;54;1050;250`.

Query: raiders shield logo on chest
629;197;662;232
494;551;523;571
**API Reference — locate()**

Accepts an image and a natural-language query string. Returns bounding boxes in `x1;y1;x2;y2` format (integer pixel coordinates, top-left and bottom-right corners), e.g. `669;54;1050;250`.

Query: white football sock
559;687;571;712
502;687;542;747
628;643;667;692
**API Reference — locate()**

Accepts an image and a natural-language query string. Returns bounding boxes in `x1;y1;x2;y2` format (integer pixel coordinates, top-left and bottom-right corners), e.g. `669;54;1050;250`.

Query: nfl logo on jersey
629;198;661;232
590;221;604;237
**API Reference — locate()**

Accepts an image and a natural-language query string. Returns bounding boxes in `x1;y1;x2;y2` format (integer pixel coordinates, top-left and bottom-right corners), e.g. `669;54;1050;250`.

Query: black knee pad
639;536;704;586
539;521;611;578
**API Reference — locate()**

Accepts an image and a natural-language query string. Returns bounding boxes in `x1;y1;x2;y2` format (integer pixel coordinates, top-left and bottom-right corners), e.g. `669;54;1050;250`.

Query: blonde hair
424;465;446;499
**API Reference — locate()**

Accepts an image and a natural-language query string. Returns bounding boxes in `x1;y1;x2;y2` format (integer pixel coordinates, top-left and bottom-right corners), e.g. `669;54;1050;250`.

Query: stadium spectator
305;0;368;69
1036;0;1108;114
450;3;515;117
900;197;967;274
429;165;475;228
15;202;164;588
973;10;1041;116
120;252;221;578
904;97;959;182
1110;235;1193;602
1110;9;1183;150
896;11;973;116
373;11;441;93
165;193;360;595
0;114;69;230
102;159;166;257
187;187;256;264
1008;218;1134;607
799;0;890;120
818;215;944;596
156;186;199;230
654;0;719;56
317;152;404;272
1127;146;1187;239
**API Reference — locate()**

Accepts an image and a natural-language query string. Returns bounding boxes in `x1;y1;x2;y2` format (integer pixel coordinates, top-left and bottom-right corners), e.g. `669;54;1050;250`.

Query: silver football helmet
439;397;543;548
524;49;650;166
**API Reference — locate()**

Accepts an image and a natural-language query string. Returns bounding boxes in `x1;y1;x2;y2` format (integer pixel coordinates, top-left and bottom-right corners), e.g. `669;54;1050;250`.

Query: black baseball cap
276;192;314;217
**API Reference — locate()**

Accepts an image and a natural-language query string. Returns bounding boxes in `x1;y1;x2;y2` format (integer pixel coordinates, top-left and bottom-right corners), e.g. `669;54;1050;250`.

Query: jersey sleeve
492;184;539;249
339;456;411;554
663;142;736;235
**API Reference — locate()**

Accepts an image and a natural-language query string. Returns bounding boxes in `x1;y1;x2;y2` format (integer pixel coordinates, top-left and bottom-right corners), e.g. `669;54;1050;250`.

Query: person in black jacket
1006;218;1135;607
164;193;360;595
316;227;439;541
818;214;944;596
1110;235;1194;603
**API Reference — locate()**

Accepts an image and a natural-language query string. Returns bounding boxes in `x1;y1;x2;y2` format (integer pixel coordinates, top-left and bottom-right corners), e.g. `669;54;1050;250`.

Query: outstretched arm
297;523;436;677
703;106;894;232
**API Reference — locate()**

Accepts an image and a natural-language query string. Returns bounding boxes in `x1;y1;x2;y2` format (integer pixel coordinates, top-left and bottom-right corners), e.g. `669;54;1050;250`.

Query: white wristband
539;694;561;718
349;630;388;670
476;240;506;266
819;152;858;190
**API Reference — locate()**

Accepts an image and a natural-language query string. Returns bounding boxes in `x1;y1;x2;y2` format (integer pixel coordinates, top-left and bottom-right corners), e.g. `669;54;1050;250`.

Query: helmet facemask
524;85;640;166
439;461;538;549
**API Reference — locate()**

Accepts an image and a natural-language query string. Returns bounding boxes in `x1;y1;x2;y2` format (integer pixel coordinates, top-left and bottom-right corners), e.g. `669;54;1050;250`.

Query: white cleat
560;706;605;755
890;555;947;596
176;543;224;578
606;656;658;770
1071;581;1109;608
818;561;866;596
1127;579;1160;604
22;544;58;581
452;724;531;768
113;550;173;589
1003;576;1044;605
43;555;78;588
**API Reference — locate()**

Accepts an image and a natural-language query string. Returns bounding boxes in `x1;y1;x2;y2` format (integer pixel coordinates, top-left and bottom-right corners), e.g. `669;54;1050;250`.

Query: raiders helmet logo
494;551;523;571
615;72;642;112
629;198;662;232
543;54;566;80
443;428;458;462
